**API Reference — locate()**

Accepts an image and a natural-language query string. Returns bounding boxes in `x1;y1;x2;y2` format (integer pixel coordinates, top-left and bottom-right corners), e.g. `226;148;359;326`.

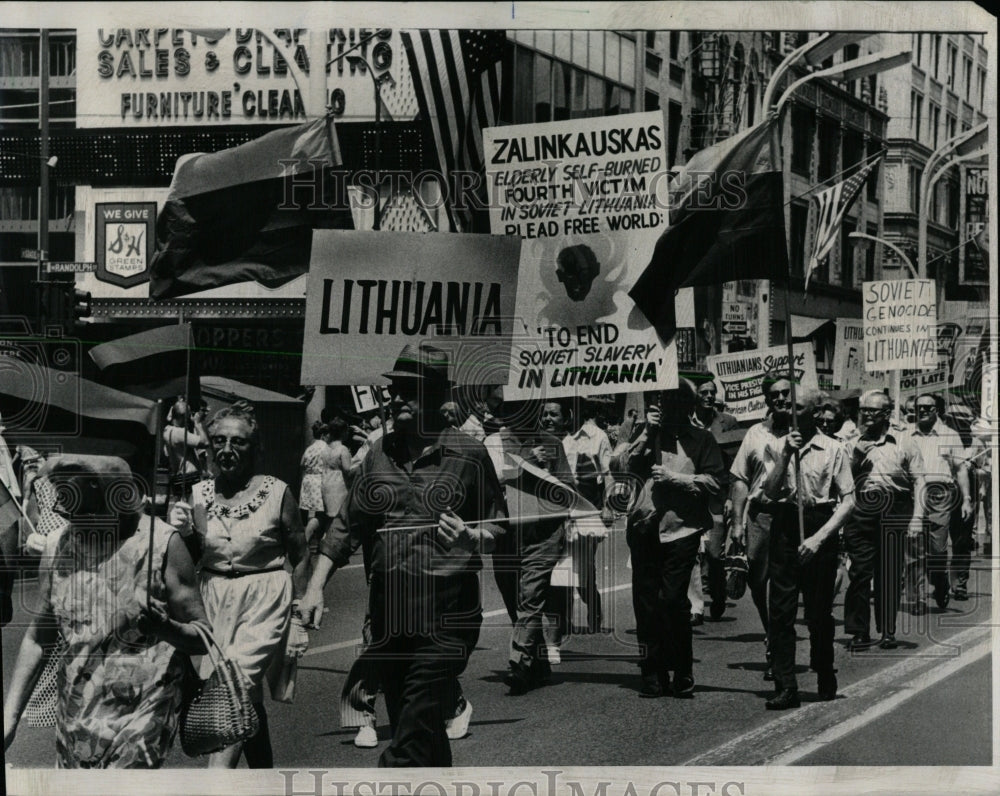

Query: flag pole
768;110;806;546
147;399;163;608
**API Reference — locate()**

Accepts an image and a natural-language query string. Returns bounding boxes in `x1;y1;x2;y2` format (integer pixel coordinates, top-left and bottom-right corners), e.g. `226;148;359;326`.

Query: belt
201;565;285;578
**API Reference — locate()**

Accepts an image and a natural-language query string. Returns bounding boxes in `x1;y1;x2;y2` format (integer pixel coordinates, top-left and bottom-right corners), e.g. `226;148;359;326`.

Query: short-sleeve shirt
730;416;785;501
905;420;968;485
192;475;289;573
762;432;855;507
844;431;924;496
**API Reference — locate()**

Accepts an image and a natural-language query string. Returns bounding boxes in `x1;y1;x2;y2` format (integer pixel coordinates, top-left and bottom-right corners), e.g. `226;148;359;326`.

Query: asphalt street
2;523;994;769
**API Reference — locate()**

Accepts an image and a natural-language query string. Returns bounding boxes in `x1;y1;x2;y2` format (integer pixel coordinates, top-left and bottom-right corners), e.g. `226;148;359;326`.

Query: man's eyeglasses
768;388;791;399
858;407;887;418
915;405;936;414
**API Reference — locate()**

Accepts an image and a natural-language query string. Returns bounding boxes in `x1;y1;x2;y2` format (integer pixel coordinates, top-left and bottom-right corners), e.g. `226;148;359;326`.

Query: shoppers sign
483;111;677;399
76;28;416;127
705;343;818;422
862;279;937;372
301;231;521;386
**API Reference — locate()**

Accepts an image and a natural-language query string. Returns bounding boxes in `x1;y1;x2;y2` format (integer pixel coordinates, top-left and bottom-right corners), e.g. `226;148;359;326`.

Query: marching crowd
1;342;993;769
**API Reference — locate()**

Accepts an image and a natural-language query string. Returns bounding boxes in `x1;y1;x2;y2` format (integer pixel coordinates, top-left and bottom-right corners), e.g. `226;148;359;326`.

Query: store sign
959;166;988;285
75;28;417;127
95;202;156;288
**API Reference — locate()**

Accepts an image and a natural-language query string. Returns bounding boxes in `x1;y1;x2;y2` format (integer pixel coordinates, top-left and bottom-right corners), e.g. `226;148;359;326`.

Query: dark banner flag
89;323;199;405
628;120;786;342
149;117;351;300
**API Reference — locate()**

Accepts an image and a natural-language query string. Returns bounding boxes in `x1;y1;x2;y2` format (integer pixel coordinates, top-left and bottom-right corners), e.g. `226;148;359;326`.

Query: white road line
304;581;633;657
683;623;993;766
769;635;992;765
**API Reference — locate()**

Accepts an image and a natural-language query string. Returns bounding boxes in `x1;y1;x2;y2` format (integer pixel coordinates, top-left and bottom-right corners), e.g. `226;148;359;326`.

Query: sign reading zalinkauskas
76;28;417;127
484;111;678;400
301;232;521;386
862;279;937;372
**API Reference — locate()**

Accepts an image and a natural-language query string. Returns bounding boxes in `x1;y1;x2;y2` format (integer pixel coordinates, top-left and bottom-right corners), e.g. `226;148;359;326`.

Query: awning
791;314;834;339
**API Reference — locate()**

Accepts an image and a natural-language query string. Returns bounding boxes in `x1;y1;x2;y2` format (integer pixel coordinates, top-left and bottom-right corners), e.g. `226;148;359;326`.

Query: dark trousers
628;530;701;678
493;532;520;625
510;525;564;671
369;572;480;768
746;504;773;636
844;493;912;638
702;514;728;608
576;535;603;631
767;505;839;692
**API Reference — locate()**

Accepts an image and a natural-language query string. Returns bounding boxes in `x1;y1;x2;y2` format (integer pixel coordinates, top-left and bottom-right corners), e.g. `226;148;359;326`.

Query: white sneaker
547;646;562;665
445;698;473;740
354;724;378;748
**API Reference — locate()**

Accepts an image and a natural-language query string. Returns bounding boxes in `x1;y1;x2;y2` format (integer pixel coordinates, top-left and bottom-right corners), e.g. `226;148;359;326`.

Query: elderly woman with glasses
172;400;310;768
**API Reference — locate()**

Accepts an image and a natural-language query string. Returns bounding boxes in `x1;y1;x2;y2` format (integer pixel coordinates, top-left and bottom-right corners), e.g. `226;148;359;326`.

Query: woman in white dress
173;401;310;768
299;421;332;548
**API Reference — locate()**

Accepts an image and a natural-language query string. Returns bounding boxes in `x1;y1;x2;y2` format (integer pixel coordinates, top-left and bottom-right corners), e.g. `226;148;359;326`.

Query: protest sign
862;279;937;372
832;318;886;390
350;385;392;414
301;231;521;385
484;111;677;399
706;343;818;422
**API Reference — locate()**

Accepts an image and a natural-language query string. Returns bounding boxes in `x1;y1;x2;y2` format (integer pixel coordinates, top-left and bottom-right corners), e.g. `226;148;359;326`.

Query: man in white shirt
562;400;615;632
904;392;973;611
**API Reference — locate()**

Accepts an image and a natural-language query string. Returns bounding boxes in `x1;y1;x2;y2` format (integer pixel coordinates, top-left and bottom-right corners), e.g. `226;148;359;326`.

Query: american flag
401;29;505;232
805;154;883;291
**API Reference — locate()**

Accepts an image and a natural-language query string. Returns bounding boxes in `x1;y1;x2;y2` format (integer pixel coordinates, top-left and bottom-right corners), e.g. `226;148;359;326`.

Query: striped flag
804;154;883;291
401;29;505;232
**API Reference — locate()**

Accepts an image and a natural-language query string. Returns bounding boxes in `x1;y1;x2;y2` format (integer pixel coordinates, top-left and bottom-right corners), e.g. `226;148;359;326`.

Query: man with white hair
760;388;856;709
842;390;925;651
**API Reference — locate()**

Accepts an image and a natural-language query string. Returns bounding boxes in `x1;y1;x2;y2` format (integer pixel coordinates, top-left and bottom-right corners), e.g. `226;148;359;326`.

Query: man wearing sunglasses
729;370;795;681
842;390;925;650
760;389;856;709
904;393;973;609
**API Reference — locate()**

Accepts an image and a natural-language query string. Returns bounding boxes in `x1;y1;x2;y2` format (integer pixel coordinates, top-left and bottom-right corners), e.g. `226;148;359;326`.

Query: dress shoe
952;584;968;601
690;612;704;627
709;600;726;621
506;667;533;696
848;633;873;650
765;688;801;710
933;589;951;610
672;674;695;698
638;674;664;698
817;671;838;701
879;633;898;650
531;658;552;686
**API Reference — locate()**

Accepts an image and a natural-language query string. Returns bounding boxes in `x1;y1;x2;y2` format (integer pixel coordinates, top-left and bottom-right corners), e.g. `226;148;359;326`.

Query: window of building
947;44;957;90
914;34;923;67
929;102;941;149
645;90;659;111
818;117;839;182
931;180;942;224
866;140;881;201
909;164;922;213
843;44;860;96
933;35;942;78
667;100;682;168
842;129;865;174
669;31;680;60
948;180;959;228
978;67;987;108
790;201;809;278
791;105;814;177
946;112;956;140
646;31;656;49
841;218;857;287
910;91;923;139
964;57;973;101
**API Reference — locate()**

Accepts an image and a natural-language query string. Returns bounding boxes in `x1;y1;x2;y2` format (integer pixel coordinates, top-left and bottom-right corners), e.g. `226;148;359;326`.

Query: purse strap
188;620;224;671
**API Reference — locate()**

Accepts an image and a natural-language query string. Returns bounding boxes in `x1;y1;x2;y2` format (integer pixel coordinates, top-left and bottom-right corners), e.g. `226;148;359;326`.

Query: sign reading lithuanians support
483;111;678;399
705;344;819;422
